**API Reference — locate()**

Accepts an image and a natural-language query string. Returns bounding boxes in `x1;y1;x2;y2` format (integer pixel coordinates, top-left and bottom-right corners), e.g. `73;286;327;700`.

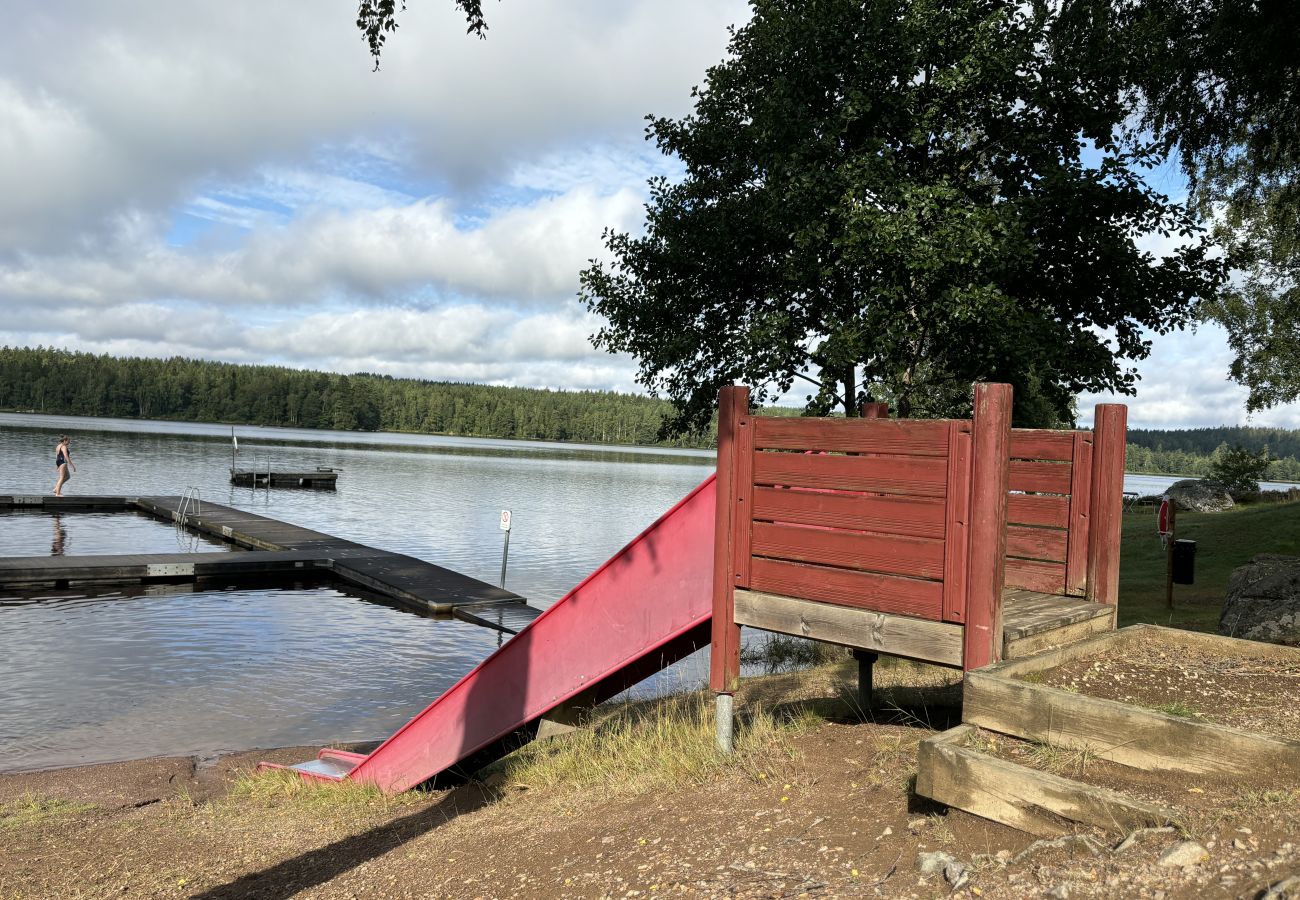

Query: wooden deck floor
1001;588;1115;659
0;495;543;621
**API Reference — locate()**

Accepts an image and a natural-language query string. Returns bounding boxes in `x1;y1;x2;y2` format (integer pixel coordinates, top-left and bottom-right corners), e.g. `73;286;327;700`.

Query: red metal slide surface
268;474;716;793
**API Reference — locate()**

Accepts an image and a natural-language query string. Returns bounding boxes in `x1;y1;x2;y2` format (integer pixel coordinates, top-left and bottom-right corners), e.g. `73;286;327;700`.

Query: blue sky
0;0;1293;430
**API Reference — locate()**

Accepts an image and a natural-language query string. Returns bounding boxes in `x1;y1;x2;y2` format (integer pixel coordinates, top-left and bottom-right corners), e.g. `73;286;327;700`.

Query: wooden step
916;724;1177;837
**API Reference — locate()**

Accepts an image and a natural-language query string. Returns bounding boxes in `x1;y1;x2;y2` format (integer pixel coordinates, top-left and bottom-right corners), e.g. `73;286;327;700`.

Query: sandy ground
3;676;1299;899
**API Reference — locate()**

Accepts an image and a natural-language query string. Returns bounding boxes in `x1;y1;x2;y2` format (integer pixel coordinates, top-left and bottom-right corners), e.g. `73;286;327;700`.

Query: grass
740;633;848;673
483;692;820;802
224;769;429;816
1150;700;1203;719
1118;498;1300;631
0;794;95;831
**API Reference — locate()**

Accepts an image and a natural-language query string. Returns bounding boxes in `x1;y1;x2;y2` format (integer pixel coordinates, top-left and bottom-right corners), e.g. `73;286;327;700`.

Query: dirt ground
1031;632;1300;741
3;675;1300;899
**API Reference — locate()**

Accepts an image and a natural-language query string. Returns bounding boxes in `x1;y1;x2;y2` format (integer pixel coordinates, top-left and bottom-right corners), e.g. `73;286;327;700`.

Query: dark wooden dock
230;469;338;488
0;495;545;630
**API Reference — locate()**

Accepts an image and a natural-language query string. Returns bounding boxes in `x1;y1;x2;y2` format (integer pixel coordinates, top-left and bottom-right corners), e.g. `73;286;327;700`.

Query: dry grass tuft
0;794;95;831
485;692;821;802
223;769;429;816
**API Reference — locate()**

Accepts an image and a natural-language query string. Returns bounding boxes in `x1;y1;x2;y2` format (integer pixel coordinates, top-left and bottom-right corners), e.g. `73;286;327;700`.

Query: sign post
499;509;512;588
1157;499;1176;609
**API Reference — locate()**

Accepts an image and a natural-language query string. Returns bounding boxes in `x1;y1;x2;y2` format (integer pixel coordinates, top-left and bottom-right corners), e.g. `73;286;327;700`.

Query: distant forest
0;346;708;447
1126;427;1300;483
3;347;1299;481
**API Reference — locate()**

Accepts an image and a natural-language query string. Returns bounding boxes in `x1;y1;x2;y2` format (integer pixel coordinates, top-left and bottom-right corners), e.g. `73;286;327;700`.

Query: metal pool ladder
177;487;203;525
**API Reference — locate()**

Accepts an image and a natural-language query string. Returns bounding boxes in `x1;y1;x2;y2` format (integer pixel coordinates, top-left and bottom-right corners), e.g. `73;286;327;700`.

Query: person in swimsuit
53;436;76;496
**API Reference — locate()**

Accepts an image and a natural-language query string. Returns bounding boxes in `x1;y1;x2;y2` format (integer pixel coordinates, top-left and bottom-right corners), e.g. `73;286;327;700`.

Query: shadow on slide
262;474;717;792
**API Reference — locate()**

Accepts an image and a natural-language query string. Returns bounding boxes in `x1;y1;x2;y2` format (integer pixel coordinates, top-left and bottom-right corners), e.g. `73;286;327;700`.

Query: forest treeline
3;347;1299;481
0;347;709;447
1127;436;1300;483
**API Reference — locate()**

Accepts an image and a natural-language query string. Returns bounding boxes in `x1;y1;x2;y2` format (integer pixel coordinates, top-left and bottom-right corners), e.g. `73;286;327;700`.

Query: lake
0;411;1286;773
0;412;716;772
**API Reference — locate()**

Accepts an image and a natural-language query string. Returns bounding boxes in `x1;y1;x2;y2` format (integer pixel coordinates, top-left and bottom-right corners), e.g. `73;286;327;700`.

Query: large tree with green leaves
579;0;1223;433
1074;0;1300;413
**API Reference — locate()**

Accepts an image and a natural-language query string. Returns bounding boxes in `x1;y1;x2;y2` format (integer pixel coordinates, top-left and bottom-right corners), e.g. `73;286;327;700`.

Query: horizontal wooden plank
964;668;1300;780
752;417;953;456
750;521;945;580
752;452;947;498
749;557;943;620
1007;493;1069;528
1005;525;1068;563
1009;430;1076;462
1004;557;1067;594
734;589;963;667
917;725;1175;837
751;486;946;539
1008;460;1073;495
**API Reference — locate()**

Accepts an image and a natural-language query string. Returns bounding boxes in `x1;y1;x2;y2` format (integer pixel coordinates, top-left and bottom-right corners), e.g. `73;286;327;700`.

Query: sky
0;0;1294;431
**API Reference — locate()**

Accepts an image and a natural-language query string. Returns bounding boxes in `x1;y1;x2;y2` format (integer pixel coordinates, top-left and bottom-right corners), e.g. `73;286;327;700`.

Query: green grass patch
1150;700;1203;719
485;693;820;800
0;794;95;831
1119;499;1300;630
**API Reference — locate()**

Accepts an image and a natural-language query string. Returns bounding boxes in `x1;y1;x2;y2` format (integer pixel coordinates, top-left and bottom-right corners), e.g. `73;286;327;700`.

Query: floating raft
0;494;542;629
230;468;338;488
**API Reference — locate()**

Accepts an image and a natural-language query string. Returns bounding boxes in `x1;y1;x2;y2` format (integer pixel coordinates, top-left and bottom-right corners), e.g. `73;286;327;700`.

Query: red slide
264;475;716;792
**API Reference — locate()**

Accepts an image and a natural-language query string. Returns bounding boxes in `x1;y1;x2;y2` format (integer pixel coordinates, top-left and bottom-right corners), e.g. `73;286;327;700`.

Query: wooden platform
1001;588;1115;659
0;494;542;621
230;469;338;488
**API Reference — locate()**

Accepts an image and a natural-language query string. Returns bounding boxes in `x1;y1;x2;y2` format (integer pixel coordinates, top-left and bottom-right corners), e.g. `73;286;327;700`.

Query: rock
1219;554;1300;645
915;850;958;877
1158;841;1210;867
1046;884;1071;899
1164;479;1234;513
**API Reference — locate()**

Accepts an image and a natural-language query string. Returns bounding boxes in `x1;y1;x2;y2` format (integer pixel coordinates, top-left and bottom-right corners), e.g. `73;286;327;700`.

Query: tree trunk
842;366;857;417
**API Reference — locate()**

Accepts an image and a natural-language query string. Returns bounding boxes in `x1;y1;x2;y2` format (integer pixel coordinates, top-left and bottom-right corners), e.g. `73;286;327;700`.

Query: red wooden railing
711;383;1012;681
710;383;1127;683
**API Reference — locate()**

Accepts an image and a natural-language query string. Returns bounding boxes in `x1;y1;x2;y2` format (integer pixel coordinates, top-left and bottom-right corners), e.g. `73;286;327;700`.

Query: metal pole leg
853;650;878;715
715;693;734;754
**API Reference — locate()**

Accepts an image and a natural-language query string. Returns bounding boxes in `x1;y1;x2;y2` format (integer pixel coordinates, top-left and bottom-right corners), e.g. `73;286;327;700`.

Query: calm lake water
1;411;1289;773
0;412;714;772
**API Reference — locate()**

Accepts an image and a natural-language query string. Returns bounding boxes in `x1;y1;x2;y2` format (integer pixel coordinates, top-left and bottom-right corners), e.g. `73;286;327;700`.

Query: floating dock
0;494;542;631
229;469;338;488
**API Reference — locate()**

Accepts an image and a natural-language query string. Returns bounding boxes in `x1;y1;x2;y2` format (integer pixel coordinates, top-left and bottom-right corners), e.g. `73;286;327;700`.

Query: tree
356;0;490;66
1209;443;1274;499
580;0;1224;433
1061;1;1300;411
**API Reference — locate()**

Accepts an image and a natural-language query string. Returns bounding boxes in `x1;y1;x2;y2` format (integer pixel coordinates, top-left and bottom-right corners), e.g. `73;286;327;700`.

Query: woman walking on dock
53;436;75;496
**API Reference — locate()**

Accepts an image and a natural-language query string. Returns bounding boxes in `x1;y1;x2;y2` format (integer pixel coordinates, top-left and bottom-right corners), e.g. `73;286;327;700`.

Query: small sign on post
499;509;512;588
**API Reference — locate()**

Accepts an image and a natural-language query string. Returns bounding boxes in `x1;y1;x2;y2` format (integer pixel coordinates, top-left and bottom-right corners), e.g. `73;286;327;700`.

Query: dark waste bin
1172;539;1196;585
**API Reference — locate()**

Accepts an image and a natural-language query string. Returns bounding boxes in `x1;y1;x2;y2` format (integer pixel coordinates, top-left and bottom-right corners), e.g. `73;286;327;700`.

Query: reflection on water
0;510;238;557
0;580;504;772
0;412;716;771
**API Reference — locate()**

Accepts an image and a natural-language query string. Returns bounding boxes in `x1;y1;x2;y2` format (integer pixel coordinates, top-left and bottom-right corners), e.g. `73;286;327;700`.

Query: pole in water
499;509;512;588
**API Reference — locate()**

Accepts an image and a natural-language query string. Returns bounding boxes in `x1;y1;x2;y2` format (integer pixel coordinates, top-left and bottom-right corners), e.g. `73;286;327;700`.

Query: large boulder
1219;554;1300;646
1164;479;1234;513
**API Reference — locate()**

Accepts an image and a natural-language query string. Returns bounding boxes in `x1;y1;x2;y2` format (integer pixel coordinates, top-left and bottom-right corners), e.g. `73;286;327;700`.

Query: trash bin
1172;539;1196;585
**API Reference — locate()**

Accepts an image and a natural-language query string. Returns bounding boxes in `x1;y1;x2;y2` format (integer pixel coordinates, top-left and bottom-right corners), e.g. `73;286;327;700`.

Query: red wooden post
710;386;747;694
1064;432;1094;596
860;401;890;419
1087;403;1128;606
963;382;1012;670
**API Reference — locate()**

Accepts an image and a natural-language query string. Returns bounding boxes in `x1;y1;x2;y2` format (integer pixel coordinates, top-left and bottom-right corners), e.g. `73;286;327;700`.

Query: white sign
499;509;512;532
